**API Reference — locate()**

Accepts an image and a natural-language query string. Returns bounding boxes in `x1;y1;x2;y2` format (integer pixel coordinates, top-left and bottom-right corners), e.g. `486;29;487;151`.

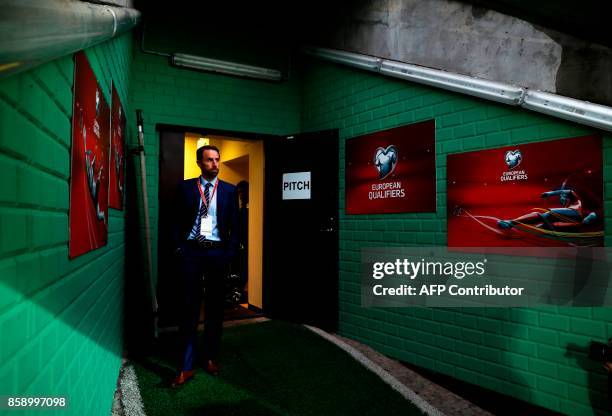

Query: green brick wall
301;58;612;416
0;33;133;416
129;48;301;285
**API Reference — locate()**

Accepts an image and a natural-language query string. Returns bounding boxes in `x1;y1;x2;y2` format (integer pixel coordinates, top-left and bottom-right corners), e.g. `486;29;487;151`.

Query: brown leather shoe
170;370;195;388
204;360;220;376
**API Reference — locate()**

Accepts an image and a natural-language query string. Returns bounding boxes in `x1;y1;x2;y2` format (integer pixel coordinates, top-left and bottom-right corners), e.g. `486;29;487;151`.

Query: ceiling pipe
0;0;141;78
522;90;612;133
302;46;612;133
380;60;524;106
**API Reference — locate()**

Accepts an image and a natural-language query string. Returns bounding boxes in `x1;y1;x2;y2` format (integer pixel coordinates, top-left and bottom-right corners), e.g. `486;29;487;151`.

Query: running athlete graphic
451;181;602;246
497;188;597;231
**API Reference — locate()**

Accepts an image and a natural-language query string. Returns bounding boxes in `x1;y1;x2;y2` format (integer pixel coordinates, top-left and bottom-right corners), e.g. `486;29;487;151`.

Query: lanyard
197;178;218;210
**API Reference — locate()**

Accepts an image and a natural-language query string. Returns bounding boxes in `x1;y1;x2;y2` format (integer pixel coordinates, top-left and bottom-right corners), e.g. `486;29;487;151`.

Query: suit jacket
172;177;240;258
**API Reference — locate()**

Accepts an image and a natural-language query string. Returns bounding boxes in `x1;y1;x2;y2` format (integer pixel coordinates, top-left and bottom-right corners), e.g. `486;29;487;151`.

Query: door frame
156;123;282;317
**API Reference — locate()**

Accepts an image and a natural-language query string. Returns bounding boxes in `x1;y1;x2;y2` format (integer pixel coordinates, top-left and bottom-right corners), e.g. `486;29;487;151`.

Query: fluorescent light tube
171;53;282;81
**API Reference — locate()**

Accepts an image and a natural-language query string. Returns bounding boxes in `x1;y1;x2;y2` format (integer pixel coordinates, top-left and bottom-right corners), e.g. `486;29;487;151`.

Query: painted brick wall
0;33;133;416
301;58;612;416
129;49;301;285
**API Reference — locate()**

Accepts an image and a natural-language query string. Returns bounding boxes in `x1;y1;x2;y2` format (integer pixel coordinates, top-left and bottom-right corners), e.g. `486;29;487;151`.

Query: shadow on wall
494;307;610;414
566;341;611;413
498;308;607;414
419;308;611;414
124;150;158;357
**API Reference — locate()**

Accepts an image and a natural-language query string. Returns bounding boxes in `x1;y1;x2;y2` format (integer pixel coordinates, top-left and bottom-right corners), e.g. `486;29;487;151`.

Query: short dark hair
196;145;220;161
237;180;249;192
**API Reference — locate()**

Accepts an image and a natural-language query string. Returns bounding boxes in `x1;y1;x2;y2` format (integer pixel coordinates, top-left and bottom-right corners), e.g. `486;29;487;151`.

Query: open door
264;130;339;331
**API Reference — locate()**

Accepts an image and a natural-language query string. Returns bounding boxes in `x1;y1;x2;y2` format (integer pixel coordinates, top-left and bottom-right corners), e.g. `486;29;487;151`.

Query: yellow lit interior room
184;132;264;310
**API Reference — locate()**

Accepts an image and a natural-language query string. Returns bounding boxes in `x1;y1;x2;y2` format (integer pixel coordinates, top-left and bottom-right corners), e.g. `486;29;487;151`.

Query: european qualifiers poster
345;120;436;214
109;81;125;210
69;51;111;258
447;135;604;247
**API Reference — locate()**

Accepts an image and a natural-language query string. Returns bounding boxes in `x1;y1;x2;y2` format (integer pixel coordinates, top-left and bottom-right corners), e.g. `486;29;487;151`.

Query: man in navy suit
171;145;239;387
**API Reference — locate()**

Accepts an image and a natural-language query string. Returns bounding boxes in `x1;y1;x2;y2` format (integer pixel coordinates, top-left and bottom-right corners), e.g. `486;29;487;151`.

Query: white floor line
115;318;269;416
119;364;147;416
304;325;446;416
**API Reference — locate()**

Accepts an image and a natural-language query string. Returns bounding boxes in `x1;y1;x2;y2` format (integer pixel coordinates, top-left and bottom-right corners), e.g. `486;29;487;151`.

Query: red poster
345;120;436;214
69;51;110;258
109;82;125;209
448;135;604;247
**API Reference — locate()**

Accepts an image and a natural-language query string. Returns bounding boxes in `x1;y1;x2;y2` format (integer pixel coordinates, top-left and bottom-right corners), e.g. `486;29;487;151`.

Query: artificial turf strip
133;320;425;416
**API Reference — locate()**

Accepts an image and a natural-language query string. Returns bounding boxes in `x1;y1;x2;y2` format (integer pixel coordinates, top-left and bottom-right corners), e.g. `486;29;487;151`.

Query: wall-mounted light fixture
197;137;210;148
171;53;282;82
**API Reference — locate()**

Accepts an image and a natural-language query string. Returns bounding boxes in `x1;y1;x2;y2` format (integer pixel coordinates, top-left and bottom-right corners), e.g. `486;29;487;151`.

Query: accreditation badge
200;215;213;237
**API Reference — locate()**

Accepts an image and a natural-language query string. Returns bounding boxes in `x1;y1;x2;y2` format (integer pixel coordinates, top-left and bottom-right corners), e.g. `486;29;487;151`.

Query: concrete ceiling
137;1;609;49
460;0;610;47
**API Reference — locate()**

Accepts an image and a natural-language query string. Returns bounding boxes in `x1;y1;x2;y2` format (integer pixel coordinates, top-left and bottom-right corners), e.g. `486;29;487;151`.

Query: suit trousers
176;243;227;371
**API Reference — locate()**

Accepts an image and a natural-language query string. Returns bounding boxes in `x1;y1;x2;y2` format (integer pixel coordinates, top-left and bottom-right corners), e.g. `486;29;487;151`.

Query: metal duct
522;90;612;133
380;60;524;106
301;46;382;72
303;46;612;133
0;0;141;77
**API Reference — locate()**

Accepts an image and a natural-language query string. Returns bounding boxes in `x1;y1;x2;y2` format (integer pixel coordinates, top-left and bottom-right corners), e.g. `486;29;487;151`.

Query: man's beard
203;169;218;179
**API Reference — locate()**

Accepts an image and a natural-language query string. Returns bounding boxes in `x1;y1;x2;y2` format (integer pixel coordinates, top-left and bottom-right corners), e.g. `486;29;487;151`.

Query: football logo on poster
448;135;604;247
374;145;398;179
109;82;126;210
345;120;436;214
504;149;522;170
69;52;110;258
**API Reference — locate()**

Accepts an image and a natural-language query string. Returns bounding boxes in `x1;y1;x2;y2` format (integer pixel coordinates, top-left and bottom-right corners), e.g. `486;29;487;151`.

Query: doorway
157;129;265;326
